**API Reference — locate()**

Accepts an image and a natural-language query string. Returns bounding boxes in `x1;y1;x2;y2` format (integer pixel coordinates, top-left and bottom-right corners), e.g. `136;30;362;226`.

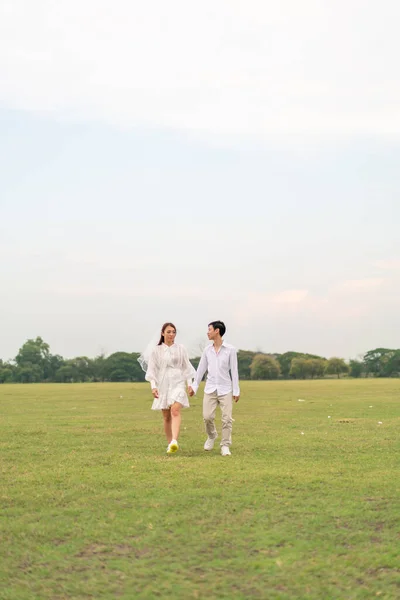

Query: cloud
372;259;400;271
268;290;309;304
233;275;391;328
45;284;204;298
1;0;400;138
233;289;310;326
333;278;385;292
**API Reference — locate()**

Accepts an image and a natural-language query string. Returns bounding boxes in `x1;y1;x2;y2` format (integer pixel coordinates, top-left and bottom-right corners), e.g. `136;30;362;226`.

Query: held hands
152;388;159;398
233;396;240;403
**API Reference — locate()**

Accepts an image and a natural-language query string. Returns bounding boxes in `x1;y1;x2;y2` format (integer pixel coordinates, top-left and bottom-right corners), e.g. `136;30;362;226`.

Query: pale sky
1;0;399;361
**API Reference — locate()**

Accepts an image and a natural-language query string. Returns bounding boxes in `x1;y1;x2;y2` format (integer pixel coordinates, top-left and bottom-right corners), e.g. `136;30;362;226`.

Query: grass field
0;380;399;600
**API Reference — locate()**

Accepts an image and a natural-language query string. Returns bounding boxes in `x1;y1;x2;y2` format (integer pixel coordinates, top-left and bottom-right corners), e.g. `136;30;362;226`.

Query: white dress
145;343;196;410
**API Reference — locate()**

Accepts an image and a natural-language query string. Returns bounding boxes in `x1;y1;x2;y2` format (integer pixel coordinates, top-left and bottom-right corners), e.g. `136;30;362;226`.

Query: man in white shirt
189;320;240;456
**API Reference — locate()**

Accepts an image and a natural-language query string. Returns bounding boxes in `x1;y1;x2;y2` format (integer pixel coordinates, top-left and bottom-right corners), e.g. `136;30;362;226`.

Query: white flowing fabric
142;343;196;410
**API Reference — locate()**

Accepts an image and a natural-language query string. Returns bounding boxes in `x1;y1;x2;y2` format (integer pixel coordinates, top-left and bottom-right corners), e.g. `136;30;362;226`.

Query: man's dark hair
208;320;226;337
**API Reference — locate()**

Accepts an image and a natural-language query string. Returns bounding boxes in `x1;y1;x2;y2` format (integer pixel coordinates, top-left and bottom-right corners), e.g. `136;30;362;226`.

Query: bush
250;354;281;380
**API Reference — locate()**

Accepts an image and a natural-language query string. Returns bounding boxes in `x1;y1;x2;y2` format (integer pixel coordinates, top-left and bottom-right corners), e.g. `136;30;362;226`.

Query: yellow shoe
167;439;179;454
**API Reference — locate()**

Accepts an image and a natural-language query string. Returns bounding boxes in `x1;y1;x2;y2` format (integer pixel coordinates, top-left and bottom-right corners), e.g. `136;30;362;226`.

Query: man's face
207;325;218;340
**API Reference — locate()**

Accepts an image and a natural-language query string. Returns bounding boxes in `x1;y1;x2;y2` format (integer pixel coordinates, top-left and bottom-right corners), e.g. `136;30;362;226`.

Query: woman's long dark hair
158;322;177;345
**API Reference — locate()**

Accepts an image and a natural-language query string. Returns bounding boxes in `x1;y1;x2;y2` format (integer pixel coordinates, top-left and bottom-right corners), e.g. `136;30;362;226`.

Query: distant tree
0;367;13;383
66;357;93;382
277;352;304;378
349;359;364;378
363;348;396;377
250;354;281;380
190;356;201;370
109;369;131;382
92;353;106;382
308;358;327;379
15;337;50;368
131;353;145;382
381;350;400;377
54;364;80;383
277;351;326;379
289;358;311;379
237;350;257;380
14;337;56;381
103;352;145;382
14;363;43;383
44;354;65;381
326;357;349;378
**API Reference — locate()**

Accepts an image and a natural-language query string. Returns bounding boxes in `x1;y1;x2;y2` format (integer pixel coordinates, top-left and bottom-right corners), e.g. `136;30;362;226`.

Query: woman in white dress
142;322;195;454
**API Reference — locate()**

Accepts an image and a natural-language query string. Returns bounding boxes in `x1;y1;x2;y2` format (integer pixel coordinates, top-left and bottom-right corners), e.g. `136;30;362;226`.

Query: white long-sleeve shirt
192;342;240;397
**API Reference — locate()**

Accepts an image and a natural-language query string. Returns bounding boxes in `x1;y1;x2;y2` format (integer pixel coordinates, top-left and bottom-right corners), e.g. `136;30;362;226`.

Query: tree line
0;338;399;384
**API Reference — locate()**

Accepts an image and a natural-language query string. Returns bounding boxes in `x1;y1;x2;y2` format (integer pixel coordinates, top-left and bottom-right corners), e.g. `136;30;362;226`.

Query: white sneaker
167;439;179;454
204;436;217;451
221;446;231;456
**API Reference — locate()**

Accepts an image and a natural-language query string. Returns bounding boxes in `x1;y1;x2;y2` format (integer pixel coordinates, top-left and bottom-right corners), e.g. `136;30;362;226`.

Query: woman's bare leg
162;409;172;443
170;402;182;441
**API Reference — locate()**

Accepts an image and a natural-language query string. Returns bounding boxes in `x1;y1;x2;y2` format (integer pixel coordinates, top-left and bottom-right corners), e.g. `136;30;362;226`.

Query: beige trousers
203;391;233;447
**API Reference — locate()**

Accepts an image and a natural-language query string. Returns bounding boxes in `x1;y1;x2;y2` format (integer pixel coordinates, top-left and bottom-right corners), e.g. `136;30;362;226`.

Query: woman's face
163;326;176;345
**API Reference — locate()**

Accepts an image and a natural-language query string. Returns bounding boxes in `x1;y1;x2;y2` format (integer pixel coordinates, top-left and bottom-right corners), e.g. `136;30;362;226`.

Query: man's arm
230;348;240;401
190;350;208;394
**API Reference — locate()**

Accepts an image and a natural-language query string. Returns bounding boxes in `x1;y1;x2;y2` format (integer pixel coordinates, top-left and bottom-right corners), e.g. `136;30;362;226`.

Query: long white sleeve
230;348;240;397
146;349;159;389
191;350;208;394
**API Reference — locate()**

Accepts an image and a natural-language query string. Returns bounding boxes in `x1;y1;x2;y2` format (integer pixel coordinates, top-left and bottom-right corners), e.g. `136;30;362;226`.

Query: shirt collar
208;341;227;350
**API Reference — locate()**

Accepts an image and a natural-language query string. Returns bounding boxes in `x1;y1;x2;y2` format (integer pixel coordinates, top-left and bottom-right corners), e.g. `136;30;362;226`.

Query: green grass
0;380;399;600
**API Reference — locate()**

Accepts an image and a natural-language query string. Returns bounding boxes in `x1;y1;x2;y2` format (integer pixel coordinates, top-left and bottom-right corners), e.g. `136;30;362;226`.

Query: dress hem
151;400;190;411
